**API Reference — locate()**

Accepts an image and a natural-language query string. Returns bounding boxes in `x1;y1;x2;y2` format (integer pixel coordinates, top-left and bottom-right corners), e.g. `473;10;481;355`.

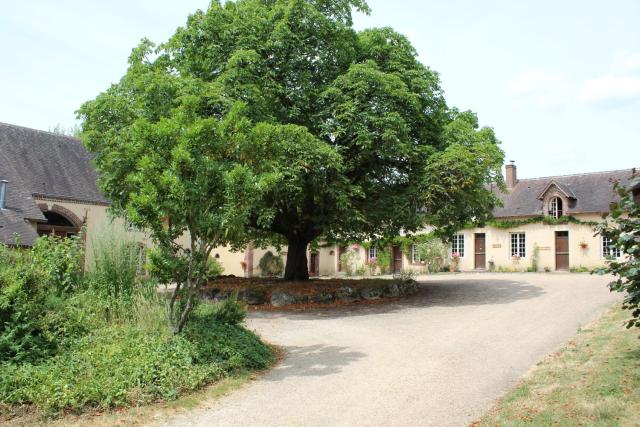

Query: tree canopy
79;0;504;285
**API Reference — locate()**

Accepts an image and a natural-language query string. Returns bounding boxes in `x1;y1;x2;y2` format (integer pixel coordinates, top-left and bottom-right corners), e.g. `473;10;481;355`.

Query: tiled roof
493;169;636;218
0;122;109;245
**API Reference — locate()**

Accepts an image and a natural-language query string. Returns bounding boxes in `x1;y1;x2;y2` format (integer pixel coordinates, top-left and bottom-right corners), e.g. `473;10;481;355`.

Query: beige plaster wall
455;213;608;272
34;197;150;269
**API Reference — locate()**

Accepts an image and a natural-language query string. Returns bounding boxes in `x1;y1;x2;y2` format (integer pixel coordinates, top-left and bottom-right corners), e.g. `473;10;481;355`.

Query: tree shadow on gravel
250;278;545;320
265;344;366;380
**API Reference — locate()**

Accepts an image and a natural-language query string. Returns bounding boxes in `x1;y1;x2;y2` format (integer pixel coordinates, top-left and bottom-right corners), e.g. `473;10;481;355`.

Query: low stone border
200;278;419;308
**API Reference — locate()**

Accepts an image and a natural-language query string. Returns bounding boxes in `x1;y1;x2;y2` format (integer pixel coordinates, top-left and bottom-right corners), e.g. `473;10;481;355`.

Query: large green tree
80;0;504;283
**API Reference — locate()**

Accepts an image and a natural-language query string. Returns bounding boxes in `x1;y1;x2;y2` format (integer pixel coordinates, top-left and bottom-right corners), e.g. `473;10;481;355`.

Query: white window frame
549;197;563;219
368;245;378;261
601;236;621;259
451;234;465;258
510;232;526;258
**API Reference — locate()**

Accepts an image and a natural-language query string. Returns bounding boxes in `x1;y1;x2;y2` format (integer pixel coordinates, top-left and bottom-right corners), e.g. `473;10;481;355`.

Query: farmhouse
0;122;635;275
0;122;149;262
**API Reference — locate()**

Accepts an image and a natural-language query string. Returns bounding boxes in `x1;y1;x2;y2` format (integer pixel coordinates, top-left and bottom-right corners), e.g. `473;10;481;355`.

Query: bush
0;226;274;416
210;294;247;325
0;302;273;414
394;269;418;281
207;257;224;279
0;238;85;364
31;235;84;294
415;238;448;273
258;251;284;277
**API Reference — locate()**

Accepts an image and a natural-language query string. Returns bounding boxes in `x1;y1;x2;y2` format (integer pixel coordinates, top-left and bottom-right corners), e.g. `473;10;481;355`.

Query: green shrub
207;257;224;279
31;235;84;294
0;238;85;364
339;249;356;276
415;238;448;273
210;294;247;325
376;248;391;274
394;269;418;281
0;301;273;414
258;251;284;277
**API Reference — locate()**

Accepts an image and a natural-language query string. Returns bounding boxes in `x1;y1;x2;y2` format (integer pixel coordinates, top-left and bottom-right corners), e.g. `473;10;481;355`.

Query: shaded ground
158;273;620;427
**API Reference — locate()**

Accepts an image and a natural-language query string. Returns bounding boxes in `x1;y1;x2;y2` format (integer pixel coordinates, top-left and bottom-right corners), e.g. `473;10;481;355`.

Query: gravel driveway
159;273;620;427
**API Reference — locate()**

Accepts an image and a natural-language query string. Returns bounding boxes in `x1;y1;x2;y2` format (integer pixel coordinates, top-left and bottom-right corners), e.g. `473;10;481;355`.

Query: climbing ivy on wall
484;215;599;230
326;215;600;253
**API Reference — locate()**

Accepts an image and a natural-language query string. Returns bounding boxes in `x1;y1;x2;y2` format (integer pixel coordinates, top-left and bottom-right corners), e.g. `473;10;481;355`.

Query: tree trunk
284;238;310;281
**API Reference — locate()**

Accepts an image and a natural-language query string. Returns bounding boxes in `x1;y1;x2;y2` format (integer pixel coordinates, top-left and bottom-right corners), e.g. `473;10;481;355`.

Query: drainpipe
0;180;7;209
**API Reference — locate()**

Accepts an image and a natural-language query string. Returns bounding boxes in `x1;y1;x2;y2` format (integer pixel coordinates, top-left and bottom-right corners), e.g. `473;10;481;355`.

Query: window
411;244;424;264
549;197;563;219
602;236;621;258
368;245;378;260
451;234;465;258
510;233;526;258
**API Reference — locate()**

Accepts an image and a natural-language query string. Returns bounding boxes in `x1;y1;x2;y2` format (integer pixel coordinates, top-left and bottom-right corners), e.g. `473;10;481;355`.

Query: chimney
505;161;517;189
0;180;7;209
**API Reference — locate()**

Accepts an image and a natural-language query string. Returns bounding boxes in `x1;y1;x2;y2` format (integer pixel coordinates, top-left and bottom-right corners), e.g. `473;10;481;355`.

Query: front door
392;246;403;274
309;252;319;276
474;233;486;270
555;231;569;271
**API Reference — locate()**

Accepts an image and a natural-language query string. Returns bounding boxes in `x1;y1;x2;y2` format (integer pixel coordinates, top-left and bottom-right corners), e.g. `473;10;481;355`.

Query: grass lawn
477;303;640;426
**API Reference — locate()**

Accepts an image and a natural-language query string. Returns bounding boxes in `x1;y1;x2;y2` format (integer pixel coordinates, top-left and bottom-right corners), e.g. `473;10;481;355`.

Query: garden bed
201;276;419;308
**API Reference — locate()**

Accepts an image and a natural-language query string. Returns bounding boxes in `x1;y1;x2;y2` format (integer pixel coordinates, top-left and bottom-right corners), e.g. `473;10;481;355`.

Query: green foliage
30;235;84;294
210;294;247;326
375;248;391;274
356;265;367;277
207;257;224;279
486;215;598;230
86;224;150;320
415;237;448;273
0;238;85;364
421;110;505;237
79;0;504;282
531;243;540;272
570;266;590;273
0;303;272;414
1;233;273;416
394;269;418;281
595;175;640;328
258;251;284;277
339;248;357;275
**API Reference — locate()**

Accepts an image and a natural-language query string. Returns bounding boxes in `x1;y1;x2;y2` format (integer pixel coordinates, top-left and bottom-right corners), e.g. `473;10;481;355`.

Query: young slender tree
80;0;505;284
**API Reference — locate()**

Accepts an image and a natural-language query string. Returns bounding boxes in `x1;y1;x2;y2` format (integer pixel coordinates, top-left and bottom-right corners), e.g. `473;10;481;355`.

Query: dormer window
549;197;563;219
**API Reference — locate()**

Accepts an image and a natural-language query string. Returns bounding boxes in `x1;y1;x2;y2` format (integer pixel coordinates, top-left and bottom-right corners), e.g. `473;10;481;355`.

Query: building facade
1;122;635;276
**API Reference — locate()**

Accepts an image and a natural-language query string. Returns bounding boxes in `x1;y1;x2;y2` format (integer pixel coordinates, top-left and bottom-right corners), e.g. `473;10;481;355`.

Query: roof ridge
0;121;80;142
517;168;637;183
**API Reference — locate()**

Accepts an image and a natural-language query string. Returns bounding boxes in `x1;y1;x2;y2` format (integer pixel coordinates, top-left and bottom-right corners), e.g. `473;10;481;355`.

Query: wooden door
474;233;486;270
555;231;569;271
392;246;403;274
309;252;319;276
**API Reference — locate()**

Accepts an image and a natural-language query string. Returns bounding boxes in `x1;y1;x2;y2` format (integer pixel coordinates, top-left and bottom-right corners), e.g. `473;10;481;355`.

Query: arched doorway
37;206;82;238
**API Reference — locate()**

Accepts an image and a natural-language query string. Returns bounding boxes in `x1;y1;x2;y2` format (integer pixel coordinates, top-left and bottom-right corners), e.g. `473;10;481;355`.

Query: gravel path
158;273;620;427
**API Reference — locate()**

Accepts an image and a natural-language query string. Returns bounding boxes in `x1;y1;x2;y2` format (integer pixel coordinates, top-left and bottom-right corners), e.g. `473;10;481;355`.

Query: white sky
1;0;638;178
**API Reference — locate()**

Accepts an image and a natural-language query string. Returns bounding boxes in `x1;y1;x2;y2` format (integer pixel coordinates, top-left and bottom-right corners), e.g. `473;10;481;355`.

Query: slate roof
0;122;109;245
493;169;636;218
